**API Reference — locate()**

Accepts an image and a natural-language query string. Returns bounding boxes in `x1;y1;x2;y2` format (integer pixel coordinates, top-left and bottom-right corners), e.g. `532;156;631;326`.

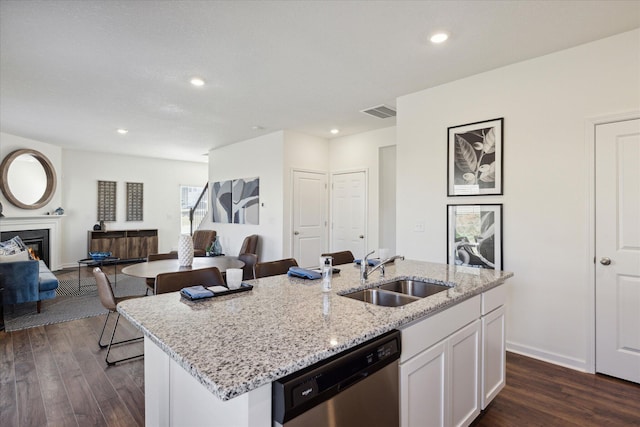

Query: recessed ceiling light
430;32;449;44
116;128;128;135
252;125;265;131
190;77;205;87
330;129;340;135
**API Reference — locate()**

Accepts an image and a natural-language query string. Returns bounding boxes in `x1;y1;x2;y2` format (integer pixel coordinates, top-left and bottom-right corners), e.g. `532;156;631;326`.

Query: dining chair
192;229;217;257
238;253;258;281
320;250;355;266
154;266;226;294
254;258;298;279
93;267;145;366
144;252;179;294
239;234;259;257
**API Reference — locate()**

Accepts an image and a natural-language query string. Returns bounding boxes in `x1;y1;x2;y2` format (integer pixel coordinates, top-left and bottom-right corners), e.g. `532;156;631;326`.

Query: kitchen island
118;259;513;426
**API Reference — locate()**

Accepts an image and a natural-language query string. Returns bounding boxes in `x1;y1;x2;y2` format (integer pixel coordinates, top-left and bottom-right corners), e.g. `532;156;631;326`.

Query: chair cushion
38;260;59;292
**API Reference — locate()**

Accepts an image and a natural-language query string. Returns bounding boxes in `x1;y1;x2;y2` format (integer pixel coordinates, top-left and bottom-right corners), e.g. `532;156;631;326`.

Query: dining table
121;256;244;280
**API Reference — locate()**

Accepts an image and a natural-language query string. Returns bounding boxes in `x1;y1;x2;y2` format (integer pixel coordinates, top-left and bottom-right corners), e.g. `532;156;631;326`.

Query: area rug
3;275;148;332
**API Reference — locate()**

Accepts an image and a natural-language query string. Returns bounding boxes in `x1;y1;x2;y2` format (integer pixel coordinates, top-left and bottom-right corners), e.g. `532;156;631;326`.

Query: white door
292;170;327;268
331;171;367;259
595;118;640;384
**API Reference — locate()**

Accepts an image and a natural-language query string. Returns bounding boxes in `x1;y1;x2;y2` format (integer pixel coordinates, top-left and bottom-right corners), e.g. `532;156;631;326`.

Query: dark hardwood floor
1;264;639;426
473;353;640;427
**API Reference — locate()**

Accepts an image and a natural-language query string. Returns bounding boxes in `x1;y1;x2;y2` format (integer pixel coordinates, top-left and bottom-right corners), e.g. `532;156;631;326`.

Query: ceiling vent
360;104;397;119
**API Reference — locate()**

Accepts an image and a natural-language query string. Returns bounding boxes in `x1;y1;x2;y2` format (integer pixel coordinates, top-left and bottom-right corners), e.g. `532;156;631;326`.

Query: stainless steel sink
379;280;449;298
342;279;451;307
343;288;421;307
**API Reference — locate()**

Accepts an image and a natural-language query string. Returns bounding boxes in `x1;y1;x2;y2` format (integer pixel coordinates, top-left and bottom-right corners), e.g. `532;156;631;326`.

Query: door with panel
292;170;327;268
331;170;367;259
595;118;640;384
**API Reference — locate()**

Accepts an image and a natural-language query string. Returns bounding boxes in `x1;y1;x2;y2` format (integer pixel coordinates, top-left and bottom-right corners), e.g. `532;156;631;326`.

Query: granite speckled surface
117;259;513;401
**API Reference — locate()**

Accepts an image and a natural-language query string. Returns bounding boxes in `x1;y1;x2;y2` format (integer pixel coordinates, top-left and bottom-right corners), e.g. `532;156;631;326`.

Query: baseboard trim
507;341;590;373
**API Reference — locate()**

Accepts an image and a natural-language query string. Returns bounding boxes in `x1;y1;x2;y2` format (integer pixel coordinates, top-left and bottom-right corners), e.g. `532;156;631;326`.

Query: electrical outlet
414;222;425;232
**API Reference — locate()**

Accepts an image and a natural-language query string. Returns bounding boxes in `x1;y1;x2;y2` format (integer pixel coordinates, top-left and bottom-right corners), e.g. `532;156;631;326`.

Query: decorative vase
212;236;222;256
178;234;194;266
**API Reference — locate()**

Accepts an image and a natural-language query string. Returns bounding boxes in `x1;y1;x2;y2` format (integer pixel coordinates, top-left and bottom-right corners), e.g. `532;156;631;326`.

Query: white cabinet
400;284;507;427
450;321;481;427
399;296;481;427
480;284;507;409
400;340;447;426
400;320;481;427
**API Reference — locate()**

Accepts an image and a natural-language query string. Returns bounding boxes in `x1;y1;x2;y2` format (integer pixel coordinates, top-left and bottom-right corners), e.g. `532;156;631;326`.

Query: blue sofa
0;259;59;313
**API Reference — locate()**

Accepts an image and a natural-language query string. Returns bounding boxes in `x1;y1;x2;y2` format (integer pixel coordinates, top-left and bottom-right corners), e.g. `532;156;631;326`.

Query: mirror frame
0;148;57;210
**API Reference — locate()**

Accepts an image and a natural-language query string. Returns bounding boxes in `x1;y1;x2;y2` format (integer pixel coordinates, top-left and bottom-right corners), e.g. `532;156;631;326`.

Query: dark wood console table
87;229;158;261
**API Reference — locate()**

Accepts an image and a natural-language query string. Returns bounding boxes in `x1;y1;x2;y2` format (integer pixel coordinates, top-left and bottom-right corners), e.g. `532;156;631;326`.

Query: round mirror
0;149;57;209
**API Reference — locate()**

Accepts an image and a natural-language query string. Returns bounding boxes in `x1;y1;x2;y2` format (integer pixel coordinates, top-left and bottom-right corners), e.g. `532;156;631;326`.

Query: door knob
359;235;364;239
294;231;300;235
600;257;612;265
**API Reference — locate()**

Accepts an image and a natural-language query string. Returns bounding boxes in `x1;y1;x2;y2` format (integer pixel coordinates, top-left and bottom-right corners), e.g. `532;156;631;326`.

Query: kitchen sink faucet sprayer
360;250;405;283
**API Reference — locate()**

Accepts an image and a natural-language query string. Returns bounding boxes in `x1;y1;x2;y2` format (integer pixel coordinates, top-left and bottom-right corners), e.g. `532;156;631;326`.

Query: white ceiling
1;1;639;163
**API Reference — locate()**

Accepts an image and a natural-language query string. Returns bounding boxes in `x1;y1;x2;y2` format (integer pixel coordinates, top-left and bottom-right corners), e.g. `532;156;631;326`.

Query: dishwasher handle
338;371;369;392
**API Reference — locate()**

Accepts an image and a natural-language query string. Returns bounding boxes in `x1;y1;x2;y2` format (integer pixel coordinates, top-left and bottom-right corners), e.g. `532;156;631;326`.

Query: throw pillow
0;235;28;255
0;250;30;263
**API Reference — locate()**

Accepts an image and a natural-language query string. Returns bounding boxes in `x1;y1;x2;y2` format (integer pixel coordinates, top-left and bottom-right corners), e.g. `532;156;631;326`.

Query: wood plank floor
473;352;640;427
2;264;639;426
0;315;144;427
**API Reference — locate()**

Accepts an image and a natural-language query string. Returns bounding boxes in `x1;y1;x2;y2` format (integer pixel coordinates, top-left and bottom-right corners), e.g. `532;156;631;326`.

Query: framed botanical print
447;118;503;196
447;204;502;270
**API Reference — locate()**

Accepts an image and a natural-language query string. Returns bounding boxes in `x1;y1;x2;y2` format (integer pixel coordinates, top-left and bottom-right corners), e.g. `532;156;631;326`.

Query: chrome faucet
360;250;405;283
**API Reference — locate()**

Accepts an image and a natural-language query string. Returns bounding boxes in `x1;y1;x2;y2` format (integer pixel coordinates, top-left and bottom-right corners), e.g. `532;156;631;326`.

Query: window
180;185;205;234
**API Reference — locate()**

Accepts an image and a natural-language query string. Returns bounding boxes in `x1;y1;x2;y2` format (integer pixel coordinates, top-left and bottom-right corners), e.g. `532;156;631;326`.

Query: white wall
379;145;396;255
396;29;640;370
329;126;396;255
61;150;207;266
0;132;63;216
203;132;285;261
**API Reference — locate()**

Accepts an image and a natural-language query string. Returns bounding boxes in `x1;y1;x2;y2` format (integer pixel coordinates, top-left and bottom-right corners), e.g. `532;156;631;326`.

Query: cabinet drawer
481;284;507;315
400;295;481;363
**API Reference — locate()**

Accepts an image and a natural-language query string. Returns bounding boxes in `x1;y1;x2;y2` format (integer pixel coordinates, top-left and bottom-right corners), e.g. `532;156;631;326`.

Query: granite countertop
117;259;513;401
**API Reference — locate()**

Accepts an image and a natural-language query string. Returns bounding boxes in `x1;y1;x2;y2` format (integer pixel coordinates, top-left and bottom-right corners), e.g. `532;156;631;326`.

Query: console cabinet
88;229;158;260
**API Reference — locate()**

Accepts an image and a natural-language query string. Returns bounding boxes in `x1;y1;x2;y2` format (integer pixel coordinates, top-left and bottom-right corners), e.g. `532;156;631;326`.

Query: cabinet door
400;341;447;427
481;306;506;409
449;320;481;427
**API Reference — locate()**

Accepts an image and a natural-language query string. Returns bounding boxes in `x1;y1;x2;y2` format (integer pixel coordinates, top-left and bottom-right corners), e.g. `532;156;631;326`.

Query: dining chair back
144;252;179;293
239;234;259;256
254;258;298;279
93;267;144;365
320;250;355;266
192;229;217;257
148;252;178;261
155;266;225;294
237;253;258;281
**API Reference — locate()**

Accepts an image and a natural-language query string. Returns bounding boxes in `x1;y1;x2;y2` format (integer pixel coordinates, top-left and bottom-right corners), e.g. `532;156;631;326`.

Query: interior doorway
330;170;367;260
594;116;640;384
291;170;327;268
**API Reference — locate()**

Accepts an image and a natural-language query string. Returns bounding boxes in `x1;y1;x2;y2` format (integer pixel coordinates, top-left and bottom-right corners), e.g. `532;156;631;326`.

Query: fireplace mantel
0;216;64;270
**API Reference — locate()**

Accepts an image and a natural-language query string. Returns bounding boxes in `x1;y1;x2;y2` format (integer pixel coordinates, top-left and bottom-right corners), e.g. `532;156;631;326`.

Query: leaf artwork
453;208;496;269
453;126;497;188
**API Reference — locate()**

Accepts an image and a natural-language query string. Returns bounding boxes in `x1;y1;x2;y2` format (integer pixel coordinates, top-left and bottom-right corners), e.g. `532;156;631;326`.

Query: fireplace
1;229;50;267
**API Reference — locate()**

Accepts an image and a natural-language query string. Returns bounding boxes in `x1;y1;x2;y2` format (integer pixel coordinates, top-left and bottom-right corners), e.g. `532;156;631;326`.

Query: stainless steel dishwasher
273;330;401;427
